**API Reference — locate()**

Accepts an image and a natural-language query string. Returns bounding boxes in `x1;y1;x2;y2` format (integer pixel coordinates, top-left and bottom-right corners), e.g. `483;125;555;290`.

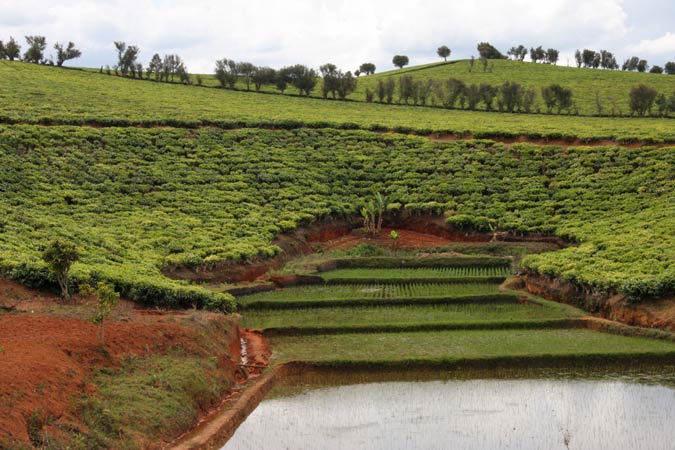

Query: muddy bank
522;273;675;332
163;215;567;284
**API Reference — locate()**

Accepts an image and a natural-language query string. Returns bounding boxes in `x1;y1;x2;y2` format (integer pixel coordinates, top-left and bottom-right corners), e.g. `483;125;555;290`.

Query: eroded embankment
0;279;243;449
521;273;675;332
163;215;567;284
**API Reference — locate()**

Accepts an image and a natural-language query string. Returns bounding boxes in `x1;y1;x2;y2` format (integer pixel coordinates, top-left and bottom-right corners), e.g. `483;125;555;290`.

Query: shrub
629;84;658;116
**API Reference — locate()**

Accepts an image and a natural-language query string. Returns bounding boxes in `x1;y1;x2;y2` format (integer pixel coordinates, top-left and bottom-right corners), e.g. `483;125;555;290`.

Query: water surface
223;367;675;450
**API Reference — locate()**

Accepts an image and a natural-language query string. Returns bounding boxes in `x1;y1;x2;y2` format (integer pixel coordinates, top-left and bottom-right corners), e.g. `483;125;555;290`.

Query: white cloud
0;0;631;72
626;32;675;55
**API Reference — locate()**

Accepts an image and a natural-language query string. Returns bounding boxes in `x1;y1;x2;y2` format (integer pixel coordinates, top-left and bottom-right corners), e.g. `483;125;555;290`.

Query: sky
1;0;674;73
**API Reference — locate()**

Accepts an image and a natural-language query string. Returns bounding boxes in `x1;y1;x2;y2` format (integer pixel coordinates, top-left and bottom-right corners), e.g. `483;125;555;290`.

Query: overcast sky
1;0;674;73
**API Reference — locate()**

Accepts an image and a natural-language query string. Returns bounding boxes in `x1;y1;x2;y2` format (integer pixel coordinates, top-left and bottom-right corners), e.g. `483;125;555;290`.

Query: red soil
0;280;240;446
321;227;457;251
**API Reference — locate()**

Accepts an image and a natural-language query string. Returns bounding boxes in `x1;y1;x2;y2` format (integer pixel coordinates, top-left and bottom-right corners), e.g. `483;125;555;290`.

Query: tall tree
320;63;339;99
5;37;20;61
392;55;409;69
0;41;5;60
507;45;527;61
114;41;140;76
629;84;657;116
529;46;545;63
437;45;451;62
665;62;675;75
54;41;81;67
23;35;47;64
286;64;318;96
622;56;640;71
545;48;559;65
214;58;237;88
252;66;276;92
637;59;649;73
148;53;163;80
581;49;596;68
574;50;582;68
237;62;256;90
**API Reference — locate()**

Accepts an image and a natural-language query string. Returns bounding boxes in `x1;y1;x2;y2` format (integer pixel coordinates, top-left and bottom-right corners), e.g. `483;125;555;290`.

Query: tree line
0;35;81;66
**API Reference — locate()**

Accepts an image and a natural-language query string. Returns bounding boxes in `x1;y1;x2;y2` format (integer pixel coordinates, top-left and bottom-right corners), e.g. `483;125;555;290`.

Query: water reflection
223;366;675;450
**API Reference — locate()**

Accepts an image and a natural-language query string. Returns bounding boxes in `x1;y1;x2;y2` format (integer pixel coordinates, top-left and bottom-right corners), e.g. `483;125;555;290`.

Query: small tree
637;59;649;73
148;53;163;80
5;37;20;61
237;62;256;90
529;46;545;63
477;42;505;59
42;240;80;299
545;48;559;65
81;282;119;345
629;84;657;116
574;50;582;68
390;230;400;249
54;41;81;67
252;66;276;92
215;58;237;88
507;45;527;61
665;62;675;75
23;36;47;64
437;45;451;62
359;62;376;75
384;77;395;104
650;66;664;74
392;55;409;69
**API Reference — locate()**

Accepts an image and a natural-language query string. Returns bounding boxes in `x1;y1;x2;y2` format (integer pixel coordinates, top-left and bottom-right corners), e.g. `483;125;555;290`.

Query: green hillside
352;59;675;115
3;61;675;142
1;126;673;303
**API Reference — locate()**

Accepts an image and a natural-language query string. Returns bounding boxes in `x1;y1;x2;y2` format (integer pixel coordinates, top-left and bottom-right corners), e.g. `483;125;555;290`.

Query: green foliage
4;62;675;141
1;126;673;302
392;55;409;69
42;239;79;298
81;282;120;344
629;84;658;116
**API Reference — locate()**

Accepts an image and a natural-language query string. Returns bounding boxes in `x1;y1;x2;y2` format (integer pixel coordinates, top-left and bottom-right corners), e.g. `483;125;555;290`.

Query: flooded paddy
222;366;675;450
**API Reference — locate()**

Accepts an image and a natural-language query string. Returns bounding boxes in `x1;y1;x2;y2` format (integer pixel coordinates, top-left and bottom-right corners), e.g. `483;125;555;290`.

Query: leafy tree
665;62;675;75
5;37;20;61
529;46;545;63
541;85;556;113
252;66;276;92
465;83;481;110
286;64;318;96
54;41;81;67
320;63;339;99
237;62;256;90
507;45;527;61
650;65;663;74
398;75;415;104
0;41;4;59
499;81;524;112
23;36;47;64
581;49;596;68
622;56;640;71
418;79;434;106
42;240;80;299
376;79;386;102
442;78;466;108
637;59;649;73
574;50;582;68
479;83;497;111
599;50;618;70
545;48;559;65
275;67;291;93
392;55;409;69
384;77;395;103
551;84;573;113
148;53;163;80
214;58;237;88
336;71;357;100
114;41;140;77
629;84;657;116
81;282;119;345
477;42;505;59
359;62;376;75
437;45;451;61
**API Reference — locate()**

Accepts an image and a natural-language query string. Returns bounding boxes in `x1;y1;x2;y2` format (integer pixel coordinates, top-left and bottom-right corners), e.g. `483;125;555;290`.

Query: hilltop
2;61;675;143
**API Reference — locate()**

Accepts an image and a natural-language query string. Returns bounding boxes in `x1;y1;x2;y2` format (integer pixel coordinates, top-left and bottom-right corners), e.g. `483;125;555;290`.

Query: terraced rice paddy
320;267;511;283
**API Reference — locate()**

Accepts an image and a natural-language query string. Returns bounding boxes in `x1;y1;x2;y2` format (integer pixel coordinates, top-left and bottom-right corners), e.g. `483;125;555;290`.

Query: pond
222;366;675;450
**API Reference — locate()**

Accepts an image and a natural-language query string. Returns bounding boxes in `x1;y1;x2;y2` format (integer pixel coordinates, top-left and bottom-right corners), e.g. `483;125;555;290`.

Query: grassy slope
3;61;675;142
351;59;675;115
134;59;675;117
1;126;673;300
268;329;675;363
240;302;581;330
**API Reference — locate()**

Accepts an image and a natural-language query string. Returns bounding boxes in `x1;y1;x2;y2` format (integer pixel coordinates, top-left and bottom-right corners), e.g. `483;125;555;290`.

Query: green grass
320;267;511;282
1;126;673;302
267;329;675;363
4;62;675;142
350;59;675;116
72;354;228;449
240;302;582;330
88;59;675;117
239;283;500;303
